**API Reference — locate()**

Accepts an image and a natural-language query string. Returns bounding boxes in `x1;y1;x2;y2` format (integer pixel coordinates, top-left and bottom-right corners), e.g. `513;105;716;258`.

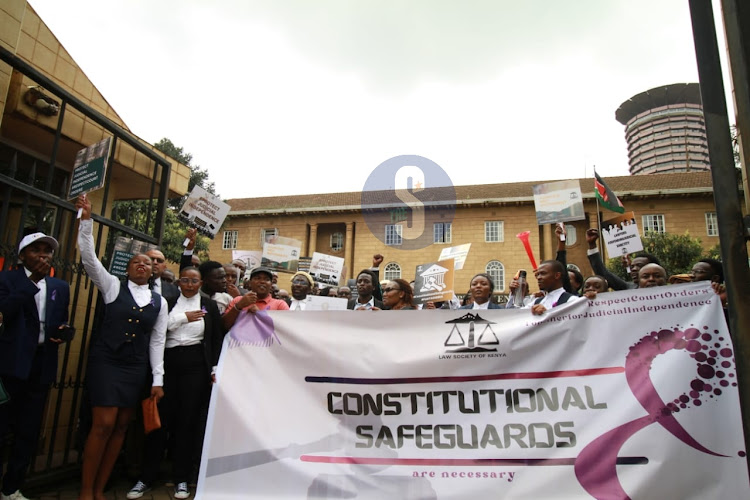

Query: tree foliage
153;138;216;209
703;243;722;261
111;138;216;263
606;231;706;279
154;137;216;210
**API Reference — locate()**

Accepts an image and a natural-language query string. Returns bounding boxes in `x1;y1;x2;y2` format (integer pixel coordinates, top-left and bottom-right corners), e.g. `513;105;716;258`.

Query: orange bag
141;396;161;434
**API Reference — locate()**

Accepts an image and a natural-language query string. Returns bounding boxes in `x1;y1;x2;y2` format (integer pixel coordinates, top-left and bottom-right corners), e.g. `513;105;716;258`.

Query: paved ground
26;477;191;500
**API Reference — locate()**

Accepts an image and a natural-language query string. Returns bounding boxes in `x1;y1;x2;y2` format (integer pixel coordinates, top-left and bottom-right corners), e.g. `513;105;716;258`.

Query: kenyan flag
594;172;625;213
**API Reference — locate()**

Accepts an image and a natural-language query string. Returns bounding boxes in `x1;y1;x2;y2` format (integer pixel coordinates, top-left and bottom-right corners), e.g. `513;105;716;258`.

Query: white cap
18;232;59;253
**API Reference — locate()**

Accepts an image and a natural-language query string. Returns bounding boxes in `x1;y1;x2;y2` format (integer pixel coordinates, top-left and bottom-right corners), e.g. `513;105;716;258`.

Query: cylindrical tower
616;83;710;175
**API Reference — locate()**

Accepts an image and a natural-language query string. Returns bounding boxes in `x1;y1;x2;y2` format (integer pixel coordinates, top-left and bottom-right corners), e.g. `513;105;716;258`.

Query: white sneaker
126;481;150;499
0;491;31;500
174;481;190;499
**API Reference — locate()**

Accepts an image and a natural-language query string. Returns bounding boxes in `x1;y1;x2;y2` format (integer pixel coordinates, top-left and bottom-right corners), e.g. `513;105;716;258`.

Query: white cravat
24;267;46;344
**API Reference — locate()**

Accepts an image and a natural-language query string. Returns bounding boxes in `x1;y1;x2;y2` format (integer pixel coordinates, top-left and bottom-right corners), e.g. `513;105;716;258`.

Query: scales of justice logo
443;313;499;353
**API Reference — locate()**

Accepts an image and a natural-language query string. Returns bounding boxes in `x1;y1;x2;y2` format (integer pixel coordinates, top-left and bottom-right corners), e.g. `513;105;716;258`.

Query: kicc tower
616;83;711;175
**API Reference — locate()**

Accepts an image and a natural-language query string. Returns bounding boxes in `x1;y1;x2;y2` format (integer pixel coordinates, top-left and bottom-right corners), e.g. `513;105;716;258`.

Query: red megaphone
516;231;538;270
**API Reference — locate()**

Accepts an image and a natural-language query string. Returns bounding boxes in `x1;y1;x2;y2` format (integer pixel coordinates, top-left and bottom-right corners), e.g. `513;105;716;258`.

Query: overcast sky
30;0;731;200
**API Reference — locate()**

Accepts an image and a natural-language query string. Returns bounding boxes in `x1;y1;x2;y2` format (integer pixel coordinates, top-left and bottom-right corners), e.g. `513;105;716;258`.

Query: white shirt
24;267;46;344
472;300;490;310
526;287;580;310
211;292;232;314
153;277;163;296
353;296;375;310
166;294;205;348
78;219;168;386
289;298;307;311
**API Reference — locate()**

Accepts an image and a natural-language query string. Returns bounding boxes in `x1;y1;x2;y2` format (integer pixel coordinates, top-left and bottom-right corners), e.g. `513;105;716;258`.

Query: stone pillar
345;222;354;279
541;223;553;262
308;223;318;255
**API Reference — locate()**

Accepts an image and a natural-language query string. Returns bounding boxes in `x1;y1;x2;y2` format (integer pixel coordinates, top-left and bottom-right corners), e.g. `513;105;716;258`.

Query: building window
434;222;452;244
705;212;718;236
485;221;504;242
222;230;238;250
385;224;403;246
565;224;577;247
642;215;665;234
384;262;401;280
261;228;278;245
330;232;344;251
485;260;505;292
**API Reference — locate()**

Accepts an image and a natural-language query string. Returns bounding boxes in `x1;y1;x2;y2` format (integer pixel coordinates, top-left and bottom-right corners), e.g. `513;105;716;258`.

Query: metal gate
0;45;172;483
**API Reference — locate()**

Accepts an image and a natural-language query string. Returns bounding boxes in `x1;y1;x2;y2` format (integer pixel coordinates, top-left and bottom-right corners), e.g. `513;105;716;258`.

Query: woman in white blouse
127;266;225;500
75;195;168;500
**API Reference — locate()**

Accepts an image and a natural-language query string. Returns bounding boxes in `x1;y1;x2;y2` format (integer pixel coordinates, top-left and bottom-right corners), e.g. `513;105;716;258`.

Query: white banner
305;295;349;311
198;282;747;499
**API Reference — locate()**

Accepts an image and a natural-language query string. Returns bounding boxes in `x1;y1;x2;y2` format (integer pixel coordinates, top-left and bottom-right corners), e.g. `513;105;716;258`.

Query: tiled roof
226;172;716;214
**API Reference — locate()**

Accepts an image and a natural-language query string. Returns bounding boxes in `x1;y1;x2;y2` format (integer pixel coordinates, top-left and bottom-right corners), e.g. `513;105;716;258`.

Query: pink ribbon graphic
574;326;737;499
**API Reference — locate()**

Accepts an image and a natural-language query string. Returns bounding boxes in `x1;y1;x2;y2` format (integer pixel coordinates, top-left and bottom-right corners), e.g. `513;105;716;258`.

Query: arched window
330;232;344;252
565;224;577;247
384;262;401;280
485;261;505;291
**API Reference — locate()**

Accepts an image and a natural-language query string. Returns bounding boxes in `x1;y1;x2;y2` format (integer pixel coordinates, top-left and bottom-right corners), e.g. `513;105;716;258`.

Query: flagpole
592;166;604;256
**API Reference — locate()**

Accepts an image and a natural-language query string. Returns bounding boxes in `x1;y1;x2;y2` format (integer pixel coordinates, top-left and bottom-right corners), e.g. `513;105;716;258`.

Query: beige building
211;171;730;296
1;1;191;474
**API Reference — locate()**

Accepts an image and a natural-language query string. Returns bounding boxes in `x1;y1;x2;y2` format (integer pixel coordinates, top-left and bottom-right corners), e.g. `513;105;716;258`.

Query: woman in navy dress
75;195;167;500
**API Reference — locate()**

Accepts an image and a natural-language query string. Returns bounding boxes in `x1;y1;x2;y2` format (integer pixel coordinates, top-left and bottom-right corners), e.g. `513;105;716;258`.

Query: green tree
703;243;722;261
606;231;705;279
153;138;216;210
111;138;216;263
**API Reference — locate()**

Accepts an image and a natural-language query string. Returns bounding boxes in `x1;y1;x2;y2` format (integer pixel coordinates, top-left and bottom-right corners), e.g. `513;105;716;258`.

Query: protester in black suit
530;260;579;315
0;230;71;500
146;249;179;303
347;270;384;310
127;267;225;500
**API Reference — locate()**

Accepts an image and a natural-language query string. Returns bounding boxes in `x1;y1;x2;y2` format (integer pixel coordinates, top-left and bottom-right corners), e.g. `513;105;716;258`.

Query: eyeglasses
382;287;401;293
179;278;201;285
291;279;310;285
152;258;165;263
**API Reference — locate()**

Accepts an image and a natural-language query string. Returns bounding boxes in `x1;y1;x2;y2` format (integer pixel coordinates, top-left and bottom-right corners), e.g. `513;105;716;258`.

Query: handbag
141;396;161;434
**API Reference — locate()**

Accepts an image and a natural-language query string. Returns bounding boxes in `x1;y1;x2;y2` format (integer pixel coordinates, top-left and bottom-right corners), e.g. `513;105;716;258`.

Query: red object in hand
516;231;538;269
